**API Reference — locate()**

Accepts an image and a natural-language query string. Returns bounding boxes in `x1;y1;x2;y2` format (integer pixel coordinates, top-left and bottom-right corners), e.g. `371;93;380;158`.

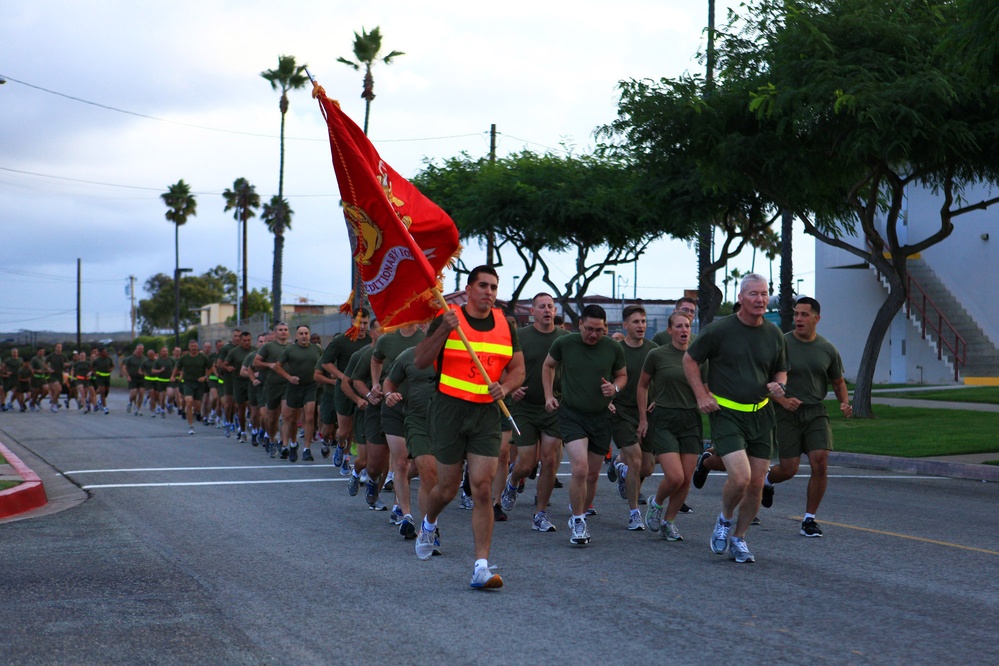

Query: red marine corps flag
310;75;460;336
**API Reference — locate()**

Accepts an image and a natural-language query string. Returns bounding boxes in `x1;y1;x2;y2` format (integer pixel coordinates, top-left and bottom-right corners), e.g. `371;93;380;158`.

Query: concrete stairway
904;260;999;377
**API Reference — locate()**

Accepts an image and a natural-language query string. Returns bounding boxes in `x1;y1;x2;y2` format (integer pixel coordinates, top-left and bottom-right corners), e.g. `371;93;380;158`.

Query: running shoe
645;500;663;532
470;564;503;590
553;477;564;489
320;443;331;459
399;515;417;540
368;499;387;511
800;518;823;538
569;517;590;545
432;527;442;555
384;472;394;493
729;536;755;563
529;463;539;480
332;444;345;467
751;516;762;526
692;451;712;489
127;402;132;414
517;477;525;494
679;503;694;514
459;491;474;510
365;479;379;507
347;473;360;496
616;463;627;499
493;504;508;522
251;432;258;447
662;521;683;541
301;448;314;462
628;512;645;531
761;484;774;509
532;511;556;532
340;457;351;476
225;426;231;438
280;446;290;460
711;518;732;555
500;481;518;511
187;427;195;436
585;505;597;517
288;445;299;463
415;529;436;560
389;505;404;525
606;459;618;483
103;407;109;415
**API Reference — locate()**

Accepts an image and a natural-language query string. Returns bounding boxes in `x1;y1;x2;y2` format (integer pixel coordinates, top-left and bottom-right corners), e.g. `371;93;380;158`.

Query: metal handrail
904;272;967;382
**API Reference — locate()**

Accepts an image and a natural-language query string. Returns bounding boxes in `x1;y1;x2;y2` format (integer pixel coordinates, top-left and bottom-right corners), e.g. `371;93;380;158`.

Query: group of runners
1;344;115;414
1;266;851;589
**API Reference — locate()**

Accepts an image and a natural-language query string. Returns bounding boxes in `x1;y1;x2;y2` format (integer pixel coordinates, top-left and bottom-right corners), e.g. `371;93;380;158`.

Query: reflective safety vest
437;306;513;403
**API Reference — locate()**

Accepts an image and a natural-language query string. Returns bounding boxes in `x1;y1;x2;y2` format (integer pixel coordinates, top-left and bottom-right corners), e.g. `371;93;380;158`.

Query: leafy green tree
136;266;237;334
261;196;293;316
337;26;404;135
223;177;261;319
160;180;197;345
260;55;309;323
414;149;679;322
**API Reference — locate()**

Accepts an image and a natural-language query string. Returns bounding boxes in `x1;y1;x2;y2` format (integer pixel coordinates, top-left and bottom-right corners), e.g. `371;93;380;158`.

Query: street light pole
604;269;616;300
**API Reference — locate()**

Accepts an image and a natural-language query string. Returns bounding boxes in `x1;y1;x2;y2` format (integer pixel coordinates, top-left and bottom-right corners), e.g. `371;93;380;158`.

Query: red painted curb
0;441;48;519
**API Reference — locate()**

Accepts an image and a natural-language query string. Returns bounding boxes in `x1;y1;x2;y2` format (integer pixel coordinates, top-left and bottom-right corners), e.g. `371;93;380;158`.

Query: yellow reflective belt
442;339;513;357
439;374;490;394
712;394;769;412
143;376;156;382
94;371;111;377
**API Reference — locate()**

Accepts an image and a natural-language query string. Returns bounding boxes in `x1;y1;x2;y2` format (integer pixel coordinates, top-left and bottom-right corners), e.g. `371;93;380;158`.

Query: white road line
66;465;341;474
82;478;347;490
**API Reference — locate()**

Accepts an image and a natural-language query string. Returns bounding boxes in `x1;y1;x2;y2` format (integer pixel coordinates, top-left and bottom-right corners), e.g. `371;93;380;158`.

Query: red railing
904;273;967;381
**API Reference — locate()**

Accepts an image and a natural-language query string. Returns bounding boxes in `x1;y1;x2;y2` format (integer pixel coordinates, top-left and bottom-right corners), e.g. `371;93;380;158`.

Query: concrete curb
829;451;999;482
0;441;49;519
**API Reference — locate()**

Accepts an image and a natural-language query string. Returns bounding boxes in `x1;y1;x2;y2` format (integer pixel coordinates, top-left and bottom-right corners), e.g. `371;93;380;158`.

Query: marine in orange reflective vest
413;265;525;590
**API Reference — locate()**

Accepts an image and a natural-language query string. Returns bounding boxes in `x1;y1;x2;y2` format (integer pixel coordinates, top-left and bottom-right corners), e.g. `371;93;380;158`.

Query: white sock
804;513;816;521
474;558;489;571
422;516;437;532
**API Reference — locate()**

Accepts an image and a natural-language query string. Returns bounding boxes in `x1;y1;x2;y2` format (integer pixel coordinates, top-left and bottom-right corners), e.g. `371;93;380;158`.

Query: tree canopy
136;266;269;334
414;149;687;321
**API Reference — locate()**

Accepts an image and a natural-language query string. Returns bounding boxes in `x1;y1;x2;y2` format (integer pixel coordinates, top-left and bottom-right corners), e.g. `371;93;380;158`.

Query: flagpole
433;288;520;435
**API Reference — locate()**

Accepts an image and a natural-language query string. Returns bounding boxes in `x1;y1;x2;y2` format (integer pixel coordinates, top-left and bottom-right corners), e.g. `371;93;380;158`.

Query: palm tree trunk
779;209;794;333
242;212;248;321
173;223;180;347
272;230;284;323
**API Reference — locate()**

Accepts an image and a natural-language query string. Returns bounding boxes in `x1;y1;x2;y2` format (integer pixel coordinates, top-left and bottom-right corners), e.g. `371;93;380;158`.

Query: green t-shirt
349;346;376;389
615;338;658;411
175;353;212;385
651;330;670;347
91;356;115;375
18;363;33;382
217;343;238;377
153;356;174;379
517;325;570;406
3;357;21;378
123;354;145;381
386;346;437;416
319;333;372;381
226;345;256;382
30;355;48;376
72;360;91;378
642;343;703;411
277;342;322;385
257;341;288;386
784;332;844;405
140;357;156;378
686;314;787;405
372;329;426;381
47;353;68;377
548;333;626;414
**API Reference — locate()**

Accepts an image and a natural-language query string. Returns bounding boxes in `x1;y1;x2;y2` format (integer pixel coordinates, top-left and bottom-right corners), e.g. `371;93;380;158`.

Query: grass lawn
873;387;999;405
0;480;18;491
703;401;999;458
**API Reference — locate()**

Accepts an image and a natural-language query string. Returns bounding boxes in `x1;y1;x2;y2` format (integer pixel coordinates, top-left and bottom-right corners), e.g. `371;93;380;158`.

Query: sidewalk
0;440;49;520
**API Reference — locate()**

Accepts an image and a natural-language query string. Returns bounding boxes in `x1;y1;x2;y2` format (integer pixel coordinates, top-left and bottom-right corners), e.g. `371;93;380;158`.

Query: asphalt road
1;391;996;665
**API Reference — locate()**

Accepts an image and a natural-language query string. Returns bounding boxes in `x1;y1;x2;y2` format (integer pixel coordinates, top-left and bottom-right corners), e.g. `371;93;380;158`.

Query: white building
815;181;999;385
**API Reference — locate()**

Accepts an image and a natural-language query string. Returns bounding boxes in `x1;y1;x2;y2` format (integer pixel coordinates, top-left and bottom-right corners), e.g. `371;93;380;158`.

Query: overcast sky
0;0;813;334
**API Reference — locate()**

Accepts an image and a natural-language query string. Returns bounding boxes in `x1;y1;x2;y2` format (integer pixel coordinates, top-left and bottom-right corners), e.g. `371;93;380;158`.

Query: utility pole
487;123;497;265
696;0;717;329
129;275;136;340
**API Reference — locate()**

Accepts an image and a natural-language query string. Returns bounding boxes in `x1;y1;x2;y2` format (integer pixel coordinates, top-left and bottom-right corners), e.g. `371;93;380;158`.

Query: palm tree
261;196;293;323
337;26;404;135
161;180;197;346
260;55;308;323
223;178;261;321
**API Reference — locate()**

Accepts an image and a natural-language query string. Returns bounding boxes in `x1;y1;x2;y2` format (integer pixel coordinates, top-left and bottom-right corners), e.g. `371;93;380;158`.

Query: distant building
815;181;999;384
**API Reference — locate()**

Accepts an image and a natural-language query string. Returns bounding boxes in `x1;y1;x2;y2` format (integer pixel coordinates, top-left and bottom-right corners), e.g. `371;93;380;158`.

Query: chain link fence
199;311;354;346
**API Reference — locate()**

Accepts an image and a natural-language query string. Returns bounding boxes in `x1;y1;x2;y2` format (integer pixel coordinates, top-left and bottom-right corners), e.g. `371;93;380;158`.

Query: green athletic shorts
405;411;433;459
284;382;316;409
265;382;286;411
381;402;406;438
708;404;775;460
429;392;502;464
647;408;703;456
320;388;337;426
611;408;640;450
363;399;387;445
508;400;559;449
558;403;613;456
233;378;251;404
775;402;832;458
182;383;206;401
